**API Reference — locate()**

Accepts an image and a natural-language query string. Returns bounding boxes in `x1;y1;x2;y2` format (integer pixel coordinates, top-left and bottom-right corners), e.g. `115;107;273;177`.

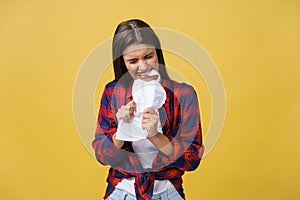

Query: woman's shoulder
101;81;117;98
102;80;130;99
164;80;198;107
104;80;130;89
105;80;117;89
163;79;196;95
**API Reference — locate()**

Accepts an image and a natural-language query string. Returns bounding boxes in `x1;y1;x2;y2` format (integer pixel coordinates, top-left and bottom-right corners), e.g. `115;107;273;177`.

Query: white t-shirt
116;138;173;195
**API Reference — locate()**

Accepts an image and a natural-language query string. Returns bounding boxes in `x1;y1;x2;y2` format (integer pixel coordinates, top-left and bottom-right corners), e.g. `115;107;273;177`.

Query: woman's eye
129;60;137;64
145;55;153;59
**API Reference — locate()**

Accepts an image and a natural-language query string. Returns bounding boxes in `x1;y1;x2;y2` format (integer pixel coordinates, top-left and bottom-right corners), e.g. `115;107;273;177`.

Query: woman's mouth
136;74;150;79
135;69;159;81
136;74;158;81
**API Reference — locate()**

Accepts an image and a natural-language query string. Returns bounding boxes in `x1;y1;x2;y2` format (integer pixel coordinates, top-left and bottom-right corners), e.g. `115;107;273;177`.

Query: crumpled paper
116;70;166;141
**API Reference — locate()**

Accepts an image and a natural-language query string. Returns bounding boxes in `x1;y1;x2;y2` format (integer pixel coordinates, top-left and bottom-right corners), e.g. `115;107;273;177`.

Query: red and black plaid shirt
92;79;204;200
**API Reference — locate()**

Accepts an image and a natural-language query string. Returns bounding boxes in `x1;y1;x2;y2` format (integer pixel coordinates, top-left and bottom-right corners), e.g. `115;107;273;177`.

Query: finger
127;101;136;110
143;107;155;114
143;112;158;120
120;105;128;113
118;109;131;121
116;109;124;121
123;118;130;123
142;113;150;119
123;112;132;122
127;100;136;107
126;102;136;115
129;107;135;116
142;118;150;124
141;122;149;129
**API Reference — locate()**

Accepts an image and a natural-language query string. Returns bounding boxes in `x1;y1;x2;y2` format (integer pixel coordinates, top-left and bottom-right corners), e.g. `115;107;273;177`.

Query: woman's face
123;44;159;81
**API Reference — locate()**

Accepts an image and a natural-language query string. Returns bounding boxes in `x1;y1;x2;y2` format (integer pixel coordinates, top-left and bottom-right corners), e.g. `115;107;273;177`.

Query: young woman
92;19;204;200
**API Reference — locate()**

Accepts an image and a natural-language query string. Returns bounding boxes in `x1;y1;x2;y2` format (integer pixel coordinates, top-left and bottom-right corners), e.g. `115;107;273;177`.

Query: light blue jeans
105;187;184;200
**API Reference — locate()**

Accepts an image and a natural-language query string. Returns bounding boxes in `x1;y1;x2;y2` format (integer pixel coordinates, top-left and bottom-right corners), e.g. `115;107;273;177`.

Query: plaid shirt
92;79;204;200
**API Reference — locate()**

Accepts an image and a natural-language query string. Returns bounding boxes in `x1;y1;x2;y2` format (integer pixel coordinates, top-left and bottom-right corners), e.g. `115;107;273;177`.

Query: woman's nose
138;60;148;71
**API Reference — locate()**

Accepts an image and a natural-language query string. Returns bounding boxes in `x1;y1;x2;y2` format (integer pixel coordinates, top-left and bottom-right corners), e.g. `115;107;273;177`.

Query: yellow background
1;0;299;199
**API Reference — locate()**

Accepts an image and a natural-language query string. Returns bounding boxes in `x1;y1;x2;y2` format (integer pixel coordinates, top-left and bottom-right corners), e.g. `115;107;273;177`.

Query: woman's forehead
123;44;155;55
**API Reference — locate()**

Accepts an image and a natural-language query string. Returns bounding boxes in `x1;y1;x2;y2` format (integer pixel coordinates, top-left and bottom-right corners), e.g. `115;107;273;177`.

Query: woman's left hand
142;107;159;138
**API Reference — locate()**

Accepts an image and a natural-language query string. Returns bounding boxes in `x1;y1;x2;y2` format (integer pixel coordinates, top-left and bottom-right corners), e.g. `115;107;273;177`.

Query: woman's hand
142;107;159;138
113;101;136;148
116;101;136;123
143;107;173;156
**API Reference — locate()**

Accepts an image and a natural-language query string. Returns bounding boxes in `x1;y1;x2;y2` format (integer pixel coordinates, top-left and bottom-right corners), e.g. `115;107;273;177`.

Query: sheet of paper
115;70;166;141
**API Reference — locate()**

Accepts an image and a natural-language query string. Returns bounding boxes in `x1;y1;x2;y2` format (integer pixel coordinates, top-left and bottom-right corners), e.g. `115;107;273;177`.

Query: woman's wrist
112;133;124;148
148;133;173;156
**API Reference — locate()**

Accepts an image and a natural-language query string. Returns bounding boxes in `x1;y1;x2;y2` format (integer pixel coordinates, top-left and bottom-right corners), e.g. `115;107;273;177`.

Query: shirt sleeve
152;83;204;172
92;84;143;172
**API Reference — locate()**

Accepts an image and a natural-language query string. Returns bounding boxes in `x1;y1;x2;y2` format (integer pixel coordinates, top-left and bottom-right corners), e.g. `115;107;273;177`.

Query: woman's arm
152;83;204;171
92;84;124;166
112;133;124;148
148;133;173;156
92;83;143;172
141;107;174;156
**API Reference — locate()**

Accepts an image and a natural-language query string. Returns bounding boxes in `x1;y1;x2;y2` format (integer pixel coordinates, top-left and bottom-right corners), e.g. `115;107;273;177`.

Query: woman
92;19;204;200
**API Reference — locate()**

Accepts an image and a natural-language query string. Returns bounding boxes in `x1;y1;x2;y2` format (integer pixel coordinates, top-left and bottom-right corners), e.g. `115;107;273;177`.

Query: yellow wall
1;0;299;199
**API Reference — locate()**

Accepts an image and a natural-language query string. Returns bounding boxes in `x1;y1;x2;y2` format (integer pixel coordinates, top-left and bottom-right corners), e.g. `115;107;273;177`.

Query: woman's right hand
116;101;136;123
113;101;135;148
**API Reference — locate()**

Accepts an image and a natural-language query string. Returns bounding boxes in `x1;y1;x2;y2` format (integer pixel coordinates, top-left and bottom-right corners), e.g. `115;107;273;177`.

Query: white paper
116;70;166;141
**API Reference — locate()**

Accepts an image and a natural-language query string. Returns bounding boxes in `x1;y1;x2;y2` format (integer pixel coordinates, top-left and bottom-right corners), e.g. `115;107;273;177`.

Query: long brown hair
112;19;170;84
